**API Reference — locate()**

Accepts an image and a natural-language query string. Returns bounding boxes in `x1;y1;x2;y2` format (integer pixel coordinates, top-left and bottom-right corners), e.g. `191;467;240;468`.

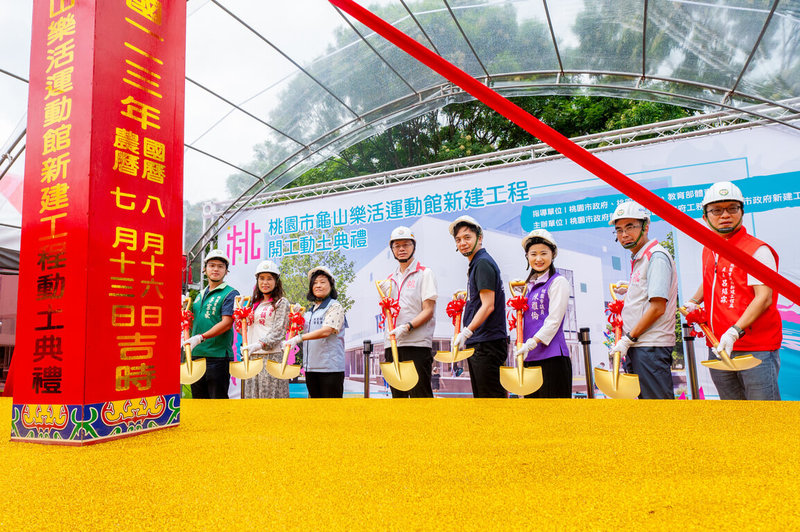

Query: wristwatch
406;322;414;331
732;325;746;338
625;333;638;342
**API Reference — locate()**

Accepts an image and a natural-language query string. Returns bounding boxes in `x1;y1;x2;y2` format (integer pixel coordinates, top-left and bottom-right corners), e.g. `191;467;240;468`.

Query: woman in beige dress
241;260;291;398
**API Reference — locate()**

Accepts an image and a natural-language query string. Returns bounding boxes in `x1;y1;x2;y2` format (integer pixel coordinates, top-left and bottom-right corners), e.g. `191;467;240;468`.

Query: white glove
715;327;740;356
613;281;629;295
389;323;411;339
683;301;699;313
281;335;303;350
453;327;473;350
183;334;204;350
515;337;538;357
242;342;263;354
610;334;635;357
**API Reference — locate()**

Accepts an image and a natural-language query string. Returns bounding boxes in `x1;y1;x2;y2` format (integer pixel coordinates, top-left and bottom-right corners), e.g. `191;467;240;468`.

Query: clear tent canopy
1;0;799;262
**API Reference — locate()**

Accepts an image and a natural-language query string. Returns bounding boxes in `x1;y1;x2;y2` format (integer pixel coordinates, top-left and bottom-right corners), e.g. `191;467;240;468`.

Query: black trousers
523;355;573;398
467;338;509;398
305;371;344;398
384;346;434;398
190;357;230;399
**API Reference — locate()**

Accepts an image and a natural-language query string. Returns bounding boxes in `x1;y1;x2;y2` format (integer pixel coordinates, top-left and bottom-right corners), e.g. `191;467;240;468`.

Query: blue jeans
708;348;781;400
624;346;675;399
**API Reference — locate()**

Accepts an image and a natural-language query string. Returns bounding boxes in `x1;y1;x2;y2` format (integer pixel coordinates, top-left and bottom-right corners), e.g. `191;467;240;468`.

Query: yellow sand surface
2;397;799;530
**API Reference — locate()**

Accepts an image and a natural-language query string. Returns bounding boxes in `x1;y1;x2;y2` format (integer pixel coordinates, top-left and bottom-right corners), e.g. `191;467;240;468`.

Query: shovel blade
499;365;543;396
229;358;265;380
701;354;762;372
180;358;206;385
265;360;302;380
433;348;475;364
594;368;640;399
380;360;419;391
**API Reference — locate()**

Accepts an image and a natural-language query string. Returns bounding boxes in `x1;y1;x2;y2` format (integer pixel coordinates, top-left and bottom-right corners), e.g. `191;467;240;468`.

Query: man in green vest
183;249;240;399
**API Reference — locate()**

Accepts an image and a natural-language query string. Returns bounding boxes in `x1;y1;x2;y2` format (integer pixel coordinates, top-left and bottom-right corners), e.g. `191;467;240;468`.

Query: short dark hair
524;237;556;280
453;221;482;238
251;272;284;306
306;271;338;302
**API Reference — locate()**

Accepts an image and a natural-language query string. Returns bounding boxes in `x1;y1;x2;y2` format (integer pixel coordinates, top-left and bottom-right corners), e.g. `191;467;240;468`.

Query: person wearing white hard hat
238;260;291;399
380;226;438;398
684;181;782;400
281;266;347;398
514;229;573;398
609;201;677;399
183;249;240;399
449;215;508;398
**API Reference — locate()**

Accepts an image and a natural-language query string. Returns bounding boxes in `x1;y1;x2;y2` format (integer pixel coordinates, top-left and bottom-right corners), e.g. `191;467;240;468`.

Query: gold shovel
229;296;265;380
500;280;543;396
266;303;305;380
434;291;475;363
594;283;641;399
180;295;206;385
679;307;761;371
376;280;419;391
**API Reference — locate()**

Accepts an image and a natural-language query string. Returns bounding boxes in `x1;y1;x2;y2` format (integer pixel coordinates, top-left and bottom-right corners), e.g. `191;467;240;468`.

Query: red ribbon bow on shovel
506;295;529;332
445;298;467;326
378;296;400;330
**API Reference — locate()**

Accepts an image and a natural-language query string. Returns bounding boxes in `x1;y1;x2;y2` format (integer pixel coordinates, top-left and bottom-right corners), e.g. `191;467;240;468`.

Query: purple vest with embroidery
522;272;569;362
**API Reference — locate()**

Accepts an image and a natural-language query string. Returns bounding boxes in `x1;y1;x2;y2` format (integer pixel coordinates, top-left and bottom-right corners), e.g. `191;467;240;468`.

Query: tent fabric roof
2;0;799;256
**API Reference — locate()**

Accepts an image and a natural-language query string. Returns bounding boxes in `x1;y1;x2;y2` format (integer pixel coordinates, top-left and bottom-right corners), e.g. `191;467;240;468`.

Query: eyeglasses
706;205;742;216
391;242;414;249
613;223;642;236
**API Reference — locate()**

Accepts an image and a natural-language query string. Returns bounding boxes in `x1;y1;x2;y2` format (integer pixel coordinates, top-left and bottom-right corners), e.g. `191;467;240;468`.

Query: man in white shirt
382;226;438;398
609;201;677;399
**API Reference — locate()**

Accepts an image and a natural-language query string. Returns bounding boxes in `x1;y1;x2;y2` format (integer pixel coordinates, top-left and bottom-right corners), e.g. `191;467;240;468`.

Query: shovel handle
678;306;736;365
609;282;625;301
509;279;527;295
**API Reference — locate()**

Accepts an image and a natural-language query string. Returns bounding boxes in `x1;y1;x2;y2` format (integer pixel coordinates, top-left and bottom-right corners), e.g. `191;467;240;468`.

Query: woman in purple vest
515;229;573;398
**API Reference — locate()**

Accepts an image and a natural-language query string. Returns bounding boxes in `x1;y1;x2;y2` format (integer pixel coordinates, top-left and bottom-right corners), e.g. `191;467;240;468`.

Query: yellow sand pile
2;397;799;529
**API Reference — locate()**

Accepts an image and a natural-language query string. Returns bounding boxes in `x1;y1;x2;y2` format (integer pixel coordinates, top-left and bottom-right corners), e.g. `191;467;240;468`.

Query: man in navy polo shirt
449;216;508;398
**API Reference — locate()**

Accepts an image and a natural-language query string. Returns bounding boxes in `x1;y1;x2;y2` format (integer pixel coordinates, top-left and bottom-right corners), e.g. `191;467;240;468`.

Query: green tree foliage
222;0;697;199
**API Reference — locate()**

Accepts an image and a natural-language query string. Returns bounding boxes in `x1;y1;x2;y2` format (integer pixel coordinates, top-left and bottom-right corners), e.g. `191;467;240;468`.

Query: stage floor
2;397;799;529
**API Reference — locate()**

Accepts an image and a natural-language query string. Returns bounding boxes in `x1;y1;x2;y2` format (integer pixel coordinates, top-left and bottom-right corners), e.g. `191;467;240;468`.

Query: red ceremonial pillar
11;0;185;445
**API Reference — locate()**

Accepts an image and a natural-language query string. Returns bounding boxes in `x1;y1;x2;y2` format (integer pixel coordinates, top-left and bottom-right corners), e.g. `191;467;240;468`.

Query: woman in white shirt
515;229;573;398
242;260;290;398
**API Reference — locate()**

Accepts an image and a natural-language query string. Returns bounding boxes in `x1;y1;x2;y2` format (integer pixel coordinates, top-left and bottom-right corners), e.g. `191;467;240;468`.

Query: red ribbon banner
329;0;800;307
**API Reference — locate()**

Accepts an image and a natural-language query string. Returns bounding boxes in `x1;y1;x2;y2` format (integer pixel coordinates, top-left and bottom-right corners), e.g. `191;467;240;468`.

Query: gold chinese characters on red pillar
12;0;185;445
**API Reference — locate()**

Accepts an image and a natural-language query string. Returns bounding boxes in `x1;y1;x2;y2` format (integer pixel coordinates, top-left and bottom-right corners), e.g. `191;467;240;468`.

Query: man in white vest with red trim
609;201;677;399
685;181;782;400
382;226;438;398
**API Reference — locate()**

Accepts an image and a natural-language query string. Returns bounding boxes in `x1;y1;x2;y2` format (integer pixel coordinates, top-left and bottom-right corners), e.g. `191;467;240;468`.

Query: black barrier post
682;324;700;400
578;327;594;399
363;340;373;398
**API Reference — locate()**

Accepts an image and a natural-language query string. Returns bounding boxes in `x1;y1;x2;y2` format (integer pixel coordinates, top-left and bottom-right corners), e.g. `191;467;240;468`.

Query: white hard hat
254;260;280;277
448;215;483;237
609;201;650;225
702;181;745;208
521;229;558;258
204;249;230;266
307;265;334;281
389;226;416;244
